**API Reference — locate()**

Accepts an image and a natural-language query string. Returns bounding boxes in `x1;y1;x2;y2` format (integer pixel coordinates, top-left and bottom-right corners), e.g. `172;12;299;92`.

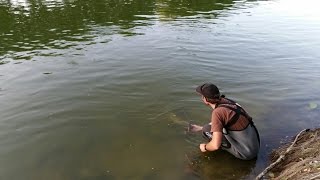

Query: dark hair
196;83;220;99
205;94;225;104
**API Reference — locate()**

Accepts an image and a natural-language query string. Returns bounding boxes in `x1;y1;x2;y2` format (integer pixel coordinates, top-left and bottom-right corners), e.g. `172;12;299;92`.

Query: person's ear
202;96;209;104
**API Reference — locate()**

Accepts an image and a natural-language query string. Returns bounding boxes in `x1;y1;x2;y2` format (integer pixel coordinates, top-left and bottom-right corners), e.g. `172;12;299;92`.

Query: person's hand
187;124;203;133
199;143;207;152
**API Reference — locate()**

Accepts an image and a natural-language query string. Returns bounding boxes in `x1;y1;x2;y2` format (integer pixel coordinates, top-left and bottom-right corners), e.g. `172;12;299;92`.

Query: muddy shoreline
261;128;320;179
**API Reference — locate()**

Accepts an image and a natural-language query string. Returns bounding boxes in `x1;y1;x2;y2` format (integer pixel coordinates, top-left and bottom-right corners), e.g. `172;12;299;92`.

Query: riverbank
261;128;320;179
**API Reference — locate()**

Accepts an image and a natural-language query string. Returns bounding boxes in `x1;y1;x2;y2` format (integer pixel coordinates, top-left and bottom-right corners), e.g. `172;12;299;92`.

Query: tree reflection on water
0;0;239;61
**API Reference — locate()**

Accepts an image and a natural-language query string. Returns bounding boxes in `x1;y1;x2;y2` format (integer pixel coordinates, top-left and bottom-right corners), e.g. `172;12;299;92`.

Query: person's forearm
199;141;220;152
205;141;220;151
200;132;222;152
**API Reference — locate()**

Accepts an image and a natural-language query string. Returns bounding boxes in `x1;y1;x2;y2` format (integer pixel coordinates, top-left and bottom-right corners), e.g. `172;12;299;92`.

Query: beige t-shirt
210;98;250;132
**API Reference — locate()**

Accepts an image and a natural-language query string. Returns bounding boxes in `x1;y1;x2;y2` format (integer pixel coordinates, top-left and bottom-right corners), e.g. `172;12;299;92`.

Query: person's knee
202;124;212;141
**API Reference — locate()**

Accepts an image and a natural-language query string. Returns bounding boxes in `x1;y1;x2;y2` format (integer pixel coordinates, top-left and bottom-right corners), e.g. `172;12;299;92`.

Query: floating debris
308;102;318;110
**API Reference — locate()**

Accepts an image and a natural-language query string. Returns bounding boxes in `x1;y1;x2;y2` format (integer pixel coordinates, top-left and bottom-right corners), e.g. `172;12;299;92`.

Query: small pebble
268;172;275;178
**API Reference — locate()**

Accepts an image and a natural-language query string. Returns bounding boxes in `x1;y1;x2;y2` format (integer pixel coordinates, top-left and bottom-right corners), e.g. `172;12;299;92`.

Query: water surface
0;0;320;179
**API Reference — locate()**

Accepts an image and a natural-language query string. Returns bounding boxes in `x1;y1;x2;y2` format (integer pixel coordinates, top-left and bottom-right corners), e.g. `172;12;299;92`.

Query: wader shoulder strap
217;104;241;128
216;101;253;128
217;98;260;144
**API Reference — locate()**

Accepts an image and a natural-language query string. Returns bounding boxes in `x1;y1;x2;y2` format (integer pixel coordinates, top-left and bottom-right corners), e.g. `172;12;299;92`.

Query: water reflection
0;0;156;60
0;0;242;61
156;0;234;20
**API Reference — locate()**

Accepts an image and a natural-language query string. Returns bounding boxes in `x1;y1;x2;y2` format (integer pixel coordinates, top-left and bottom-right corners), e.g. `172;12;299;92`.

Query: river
0;0;319;179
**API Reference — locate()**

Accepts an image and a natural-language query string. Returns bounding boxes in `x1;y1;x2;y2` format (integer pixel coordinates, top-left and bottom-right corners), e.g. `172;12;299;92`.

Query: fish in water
167;112;202;133
168;112;189;126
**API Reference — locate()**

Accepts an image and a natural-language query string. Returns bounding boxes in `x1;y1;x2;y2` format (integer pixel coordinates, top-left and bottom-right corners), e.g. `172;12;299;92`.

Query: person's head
196;83;221;104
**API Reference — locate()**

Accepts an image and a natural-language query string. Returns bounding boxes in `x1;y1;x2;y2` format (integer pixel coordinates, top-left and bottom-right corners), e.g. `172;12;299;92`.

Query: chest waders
203;98;261;160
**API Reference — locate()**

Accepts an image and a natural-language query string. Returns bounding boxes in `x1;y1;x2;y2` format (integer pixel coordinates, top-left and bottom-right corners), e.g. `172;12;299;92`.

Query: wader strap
216;98;261;146
217;104;242;128
215;99;253;128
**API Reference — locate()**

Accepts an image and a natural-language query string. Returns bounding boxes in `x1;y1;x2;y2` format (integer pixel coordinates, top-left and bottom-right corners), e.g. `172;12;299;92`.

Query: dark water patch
43;72;52;75
258;96;320;156
253;96;320;178
186;150;256;179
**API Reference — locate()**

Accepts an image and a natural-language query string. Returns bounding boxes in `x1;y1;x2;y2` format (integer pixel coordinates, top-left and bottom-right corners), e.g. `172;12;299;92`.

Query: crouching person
190;83;260;160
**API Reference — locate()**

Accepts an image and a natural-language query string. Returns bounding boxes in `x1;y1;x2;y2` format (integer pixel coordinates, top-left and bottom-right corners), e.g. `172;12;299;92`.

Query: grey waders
202;98;260;160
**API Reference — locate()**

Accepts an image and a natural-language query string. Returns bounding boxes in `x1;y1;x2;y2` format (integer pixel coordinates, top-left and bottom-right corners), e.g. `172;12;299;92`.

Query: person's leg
202;124;213;140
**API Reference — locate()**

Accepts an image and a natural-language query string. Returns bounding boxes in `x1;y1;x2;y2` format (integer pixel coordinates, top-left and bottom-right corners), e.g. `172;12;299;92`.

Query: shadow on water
184;150;256;180
0;0;248;61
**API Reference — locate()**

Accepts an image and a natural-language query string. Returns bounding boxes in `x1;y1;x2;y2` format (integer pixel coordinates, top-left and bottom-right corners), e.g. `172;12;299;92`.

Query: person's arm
200;108;224;152
199;131;222;152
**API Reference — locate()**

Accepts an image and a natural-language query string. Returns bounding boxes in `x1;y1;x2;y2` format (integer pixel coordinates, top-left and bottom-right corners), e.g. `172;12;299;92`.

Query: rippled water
0;0;320;179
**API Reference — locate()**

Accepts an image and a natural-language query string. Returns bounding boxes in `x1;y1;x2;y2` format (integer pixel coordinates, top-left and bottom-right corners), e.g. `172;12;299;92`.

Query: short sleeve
210;110;224;133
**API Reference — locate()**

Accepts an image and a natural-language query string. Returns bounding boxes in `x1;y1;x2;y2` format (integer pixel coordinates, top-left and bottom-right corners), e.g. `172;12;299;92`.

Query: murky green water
1;0;320;179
